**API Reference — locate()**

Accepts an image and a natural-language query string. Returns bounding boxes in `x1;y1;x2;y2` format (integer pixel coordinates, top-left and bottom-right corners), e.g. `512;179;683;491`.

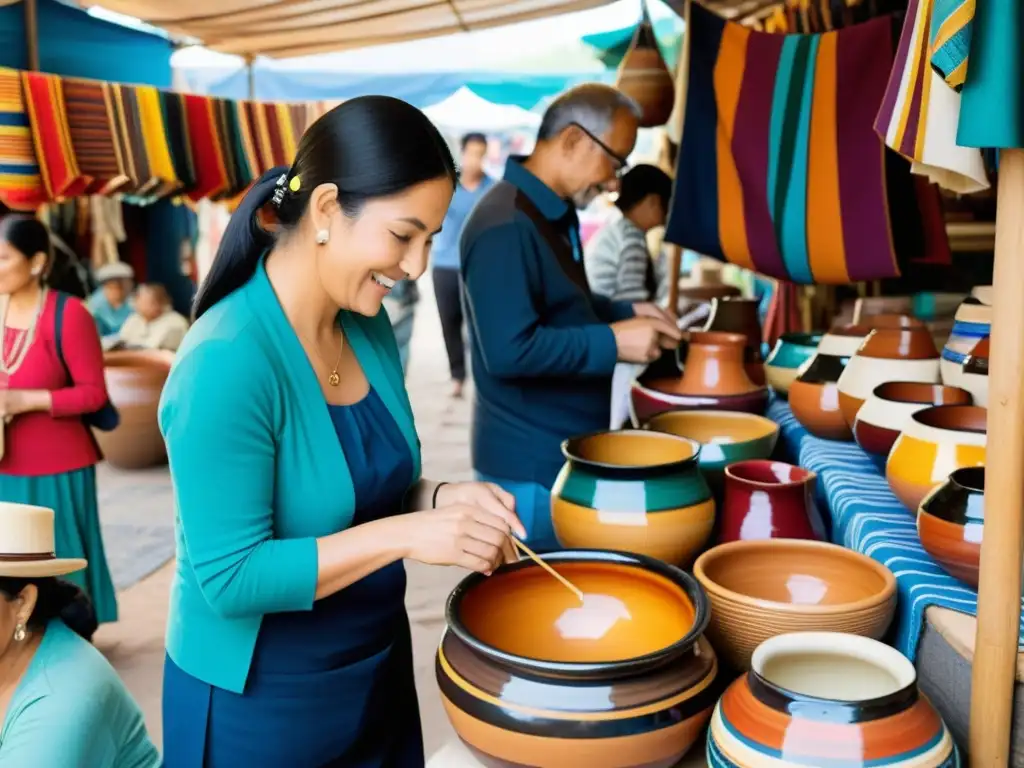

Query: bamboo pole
970;148;1024;765
23;0;38;72
666;244;682;313
246;55;256;100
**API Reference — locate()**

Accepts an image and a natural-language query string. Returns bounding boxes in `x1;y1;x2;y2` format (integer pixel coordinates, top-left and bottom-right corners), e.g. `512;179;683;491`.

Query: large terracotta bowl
764;332;822;397
918;466;985;588
940;296;991;389
643;410;779;482
709;632;958;767
437;550;718;767
886;404;987;512
788;324;869;441
836;324;940;428
551;430;715;567
92;350;174;470
693;539;896;670
853;382;973;463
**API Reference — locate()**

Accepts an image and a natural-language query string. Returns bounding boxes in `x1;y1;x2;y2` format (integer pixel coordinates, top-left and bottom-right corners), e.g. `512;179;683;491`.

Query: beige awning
76;0;617;58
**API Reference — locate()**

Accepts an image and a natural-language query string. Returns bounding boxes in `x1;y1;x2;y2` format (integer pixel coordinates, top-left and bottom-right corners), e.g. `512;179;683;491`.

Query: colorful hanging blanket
183;95;228;202
62;79;130;196
666;5;899;285
137;85;180;200
22;71;90;201
876;0;988;193
0;67;47;210
160;92;196;194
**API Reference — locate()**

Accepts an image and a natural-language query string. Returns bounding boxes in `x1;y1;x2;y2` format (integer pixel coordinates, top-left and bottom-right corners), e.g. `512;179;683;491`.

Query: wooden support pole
666;244;682;313
24;0;38;72
246;55;256;100
970;148;1024;765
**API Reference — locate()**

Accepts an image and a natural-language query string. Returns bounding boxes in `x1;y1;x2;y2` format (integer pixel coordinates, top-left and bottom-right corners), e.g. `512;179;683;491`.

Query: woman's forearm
403;478;443;513
314;515;410;600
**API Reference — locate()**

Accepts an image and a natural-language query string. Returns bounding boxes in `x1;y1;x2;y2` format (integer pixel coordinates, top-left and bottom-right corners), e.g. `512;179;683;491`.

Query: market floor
92;275;708;766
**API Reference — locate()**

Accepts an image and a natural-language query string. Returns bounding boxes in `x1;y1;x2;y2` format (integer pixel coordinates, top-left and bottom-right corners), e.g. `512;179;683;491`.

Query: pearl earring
13;622;26;642
30;268;41;277
316;229;329;245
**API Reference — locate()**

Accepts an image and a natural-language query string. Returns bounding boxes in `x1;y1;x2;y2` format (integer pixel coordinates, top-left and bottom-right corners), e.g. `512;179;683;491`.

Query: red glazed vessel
719;460;826;544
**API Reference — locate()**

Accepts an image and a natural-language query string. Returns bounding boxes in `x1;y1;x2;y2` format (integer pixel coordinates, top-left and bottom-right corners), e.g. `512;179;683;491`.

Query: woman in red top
0;215;117;626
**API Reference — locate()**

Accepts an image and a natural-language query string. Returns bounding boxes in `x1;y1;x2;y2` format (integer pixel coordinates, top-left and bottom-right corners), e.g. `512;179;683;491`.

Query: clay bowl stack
940;293;991;390
918;466;986;588
853;382;973;464
835;322;940;429
693;539;897;670
886;404;987;512
550;430;715;567
436;550;718;768
788;324;870;441
709;632;958;767
764;332;822;397
960;335;989;407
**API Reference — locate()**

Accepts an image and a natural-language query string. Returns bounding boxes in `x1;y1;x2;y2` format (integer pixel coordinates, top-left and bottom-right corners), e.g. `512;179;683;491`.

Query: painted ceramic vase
764;332;822;397
960;335;989;407
693;539;897;670
918;466;985;588
719;460;826;544
702;297;765;385
437;550;719;767
836;324;940;428
853;295;914;324
92;350;174;470
643;410;779;486
886;405;987;512
940;296;991;389
708;632;960;767
551;430;715;566
788;324;869;441
853;382;973;463
630;332;769;424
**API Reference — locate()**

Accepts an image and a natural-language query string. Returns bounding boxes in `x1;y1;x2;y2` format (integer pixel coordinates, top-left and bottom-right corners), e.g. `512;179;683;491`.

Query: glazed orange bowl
448;550;710;674
693;539;896;669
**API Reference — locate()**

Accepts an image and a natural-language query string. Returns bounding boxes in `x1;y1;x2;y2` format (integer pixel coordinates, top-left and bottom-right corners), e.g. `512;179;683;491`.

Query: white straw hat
94;261;135;285
0;504;86;578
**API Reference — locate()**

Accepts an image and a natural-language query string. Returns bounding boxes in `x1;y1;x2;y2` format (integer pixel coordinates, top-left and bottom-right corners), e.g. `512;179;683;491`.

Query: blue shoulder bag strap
53;292;120;432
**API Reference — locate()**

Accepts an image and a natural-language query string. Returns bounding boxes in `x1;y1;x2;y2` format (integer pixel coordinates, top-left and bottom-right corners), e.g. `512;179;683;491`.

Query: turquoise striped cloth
930;0;974;91
767;398;1024;659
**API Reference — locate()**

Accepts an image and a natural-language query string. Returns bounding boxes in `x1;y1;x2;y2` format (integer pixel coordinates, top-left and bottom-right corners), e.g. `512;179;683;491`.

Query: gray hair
536;83;642;143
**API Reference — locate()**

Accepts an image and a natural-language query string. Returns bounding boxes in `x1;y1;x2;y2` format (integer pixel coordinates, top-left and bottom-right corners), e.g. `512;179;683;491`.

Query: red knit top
0;291;108;476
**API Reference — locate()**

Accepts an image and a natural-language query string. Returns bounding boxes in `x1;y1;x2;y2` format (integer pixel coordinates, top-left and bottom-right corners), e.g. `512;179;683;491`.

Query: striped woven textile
875;0;988;194
930;0;973;91
666;4;898;285
137;85;180;199
266;103;291;167
159;92;196;194
62;78;130;195
0;67;46;210
767;398;1024;660
21;71;90;200
183;94;227;202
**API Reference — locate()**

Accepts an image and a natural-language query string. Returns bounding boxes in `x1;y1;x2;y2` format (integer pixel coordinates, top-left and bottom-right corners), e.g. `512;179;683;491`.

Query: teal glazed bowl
765;333;823;397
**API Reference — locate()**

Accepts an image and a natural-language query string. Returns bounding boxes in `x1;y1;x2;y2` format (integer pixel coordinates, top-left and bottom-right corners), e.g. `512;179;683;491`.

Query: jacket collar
504;155;570;222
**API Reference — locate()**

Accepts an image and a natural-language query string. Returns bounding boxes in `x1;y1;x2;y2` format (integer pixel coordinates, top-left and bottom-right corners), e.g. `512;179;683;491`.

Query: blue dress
163;389;423;767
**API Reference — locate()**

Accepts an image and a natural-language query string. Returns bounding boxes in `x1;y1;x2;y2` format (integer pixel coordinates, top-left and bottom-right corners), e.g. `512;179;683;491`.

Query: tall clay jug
615;6;675;128
703;297;765;385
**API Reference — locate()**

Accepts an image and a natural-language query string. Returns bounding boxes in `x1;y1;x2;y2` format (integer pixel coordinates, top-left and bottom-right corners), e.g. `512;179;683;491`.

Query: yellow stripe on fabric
236;104;261;178
931;0;975;51
893;0;931;152
805;31;849;284
713;22;753;271
913;33;935;160
51;77;82;185
137;86;178;187
276;103;297;162
254;105;274;172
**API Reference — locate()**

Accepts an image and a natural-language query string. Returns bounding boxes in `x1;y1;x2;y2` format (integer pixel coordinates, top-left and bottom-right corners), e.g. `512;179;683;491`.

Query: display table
426;738;708;767
767;399;1024;763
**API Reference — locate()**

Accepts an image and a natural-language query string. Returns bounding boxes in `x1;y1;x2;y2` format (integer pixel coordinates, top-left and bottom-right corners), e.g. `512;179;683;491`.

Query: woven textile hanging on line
665;3;898;285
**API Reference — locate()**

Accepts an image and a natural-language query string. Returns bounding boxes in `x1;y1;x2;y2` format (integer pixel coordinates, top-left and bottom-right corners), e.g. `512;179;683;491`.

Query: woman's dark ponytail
192;166;289;321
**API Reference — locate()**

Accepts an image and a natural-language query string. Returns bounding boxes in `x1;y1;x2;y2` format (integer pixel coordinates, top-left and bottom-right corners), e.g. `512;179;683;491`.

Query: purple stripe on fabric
875;0;919;133
732;31;787;279
898;43;926;156
837;16;900;282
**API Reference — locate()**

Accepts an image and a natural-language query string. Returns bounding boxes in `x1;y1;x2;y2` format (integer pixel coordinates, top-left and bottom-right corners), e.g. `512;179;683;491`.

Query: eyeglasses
570;122;629;177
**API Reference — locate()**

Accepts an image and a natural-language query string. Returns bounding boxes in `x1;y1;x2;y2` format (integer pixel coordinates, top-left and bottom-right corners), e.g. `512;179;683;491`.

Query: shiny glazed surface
703;297;766;385
789;378;853;441
644;411;779;476
720;460;825;543
666;331;759;397
918;467;985;587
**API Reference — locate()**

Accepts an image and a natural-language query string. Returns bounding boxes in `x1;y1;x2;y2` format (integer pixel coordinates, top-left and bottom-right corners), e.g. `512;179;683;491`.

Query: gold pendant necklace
328;333;344;387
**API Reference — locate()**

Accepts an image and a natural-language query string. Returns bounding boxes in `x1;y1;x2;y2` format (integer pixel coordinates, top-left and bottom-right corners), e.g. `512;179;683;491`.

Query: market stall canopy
75;0;618;58
423;86;541;130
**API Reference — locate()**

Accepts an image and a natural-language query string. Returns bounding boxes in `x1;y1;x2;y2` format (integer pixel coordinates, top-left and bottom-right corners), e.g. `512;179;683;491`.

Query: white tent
422;87;541;132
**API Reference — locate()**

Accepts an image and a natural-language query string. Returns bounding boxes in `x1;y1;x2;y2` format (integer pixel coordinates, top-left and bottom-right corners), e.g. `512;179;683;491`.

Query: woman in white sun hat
0;503;159;766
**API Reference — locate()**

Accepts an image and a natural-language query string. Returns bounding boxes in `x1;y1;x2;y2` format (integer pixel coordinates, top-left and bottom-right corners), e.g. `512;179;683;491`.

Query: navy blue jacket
460;157;633;487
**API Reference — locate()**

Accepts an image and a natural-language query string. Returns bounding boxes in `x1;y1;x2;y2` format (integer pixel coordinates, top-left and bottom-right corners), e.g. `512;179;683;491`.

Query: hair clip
289;175;302;193
271;173;287;208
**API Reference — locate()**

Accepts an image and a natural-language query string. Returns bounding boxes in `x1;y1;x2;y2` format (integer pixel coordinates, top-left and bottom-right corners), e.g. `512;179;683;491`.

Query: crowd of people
0;83;682;766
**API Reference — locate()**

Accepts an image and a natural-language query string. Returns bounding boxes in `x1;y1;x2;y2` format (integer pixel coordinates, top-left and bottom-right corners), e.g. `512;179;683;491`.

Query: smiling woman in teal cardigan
159;98;524;768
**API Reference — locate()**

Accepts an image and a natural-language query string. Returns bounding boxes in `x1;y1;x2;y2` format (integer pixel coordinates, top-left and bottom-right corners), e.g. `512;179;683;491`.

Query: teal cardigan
159;259;421;694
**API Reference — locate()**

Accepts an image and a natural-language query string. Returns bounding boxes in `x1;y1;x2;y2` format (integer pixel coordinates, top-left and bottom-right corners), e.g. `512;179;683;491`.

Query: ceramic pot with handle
708;632;959;767
702;297;765;385
918;466;985;588
719;460;826;544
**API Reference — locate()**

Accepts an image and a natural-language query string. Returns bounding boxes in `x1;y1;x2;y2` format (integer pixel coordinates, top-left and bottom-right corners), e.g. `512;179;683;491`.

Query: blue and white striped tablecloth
766;399;1024;660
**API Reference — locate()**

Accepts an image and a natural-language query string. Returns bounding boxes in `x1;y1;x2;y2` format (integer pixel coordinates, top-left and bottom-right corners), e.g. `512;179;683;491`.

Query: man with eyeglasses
459;83;681;551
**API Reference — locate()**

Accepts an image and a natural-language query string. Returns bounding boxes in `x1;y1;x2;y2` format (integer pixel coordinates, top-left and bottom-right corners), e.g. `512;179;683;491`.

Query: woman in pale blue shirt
0;502;159;766
159;97;524;766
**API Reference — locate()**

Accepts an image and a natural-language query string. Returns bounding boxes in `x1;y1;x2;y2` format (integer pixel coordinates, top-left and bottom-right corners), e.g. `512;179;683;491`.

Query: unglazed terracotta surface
918;467;985;588
551;430;715;566
853;382;972;462
836;327;941;428
709;632;959;767
693;539;896;670
788;325;869;441
438;551;718;767
644;411;779;480
886;405;987;512
719;460;825;543
960;335;989;407
702;297;765;386
93;350;174;470
940;297;991;390
764;333;822;397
